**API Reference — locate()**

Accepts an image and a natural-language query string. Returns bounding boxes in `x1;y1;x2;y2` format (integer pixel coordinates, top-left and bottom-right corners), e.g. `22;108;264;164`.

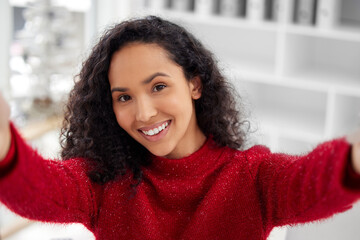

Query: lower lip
139;120;171;142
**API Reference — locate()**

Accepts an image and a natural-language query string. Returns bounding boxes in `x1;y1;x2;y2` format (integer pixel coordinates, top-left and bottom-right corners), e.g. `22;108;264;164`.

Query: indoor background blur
0;0;359;239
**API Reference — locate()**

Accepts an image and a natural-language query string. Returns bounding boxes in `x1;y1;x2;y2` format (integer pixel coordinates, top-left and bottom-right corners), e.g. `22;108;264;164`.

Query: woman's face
108;43;206;159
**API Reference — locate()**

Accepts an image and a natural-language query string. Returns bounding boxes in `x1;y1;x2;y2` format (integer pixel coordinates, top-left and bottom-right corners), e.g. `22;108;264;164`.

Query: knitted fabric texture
0;124;359;240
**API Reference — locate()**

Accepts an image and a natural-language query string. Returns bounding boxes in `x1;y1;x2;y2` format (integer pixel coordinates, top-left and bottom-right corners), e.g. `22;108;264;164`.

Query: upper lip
138;120;170;131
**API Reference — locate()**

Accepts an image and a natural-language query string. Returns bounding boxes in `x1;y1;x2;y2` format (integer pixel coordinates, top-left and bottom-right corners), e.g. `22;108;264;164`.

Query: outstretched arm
247;137;360;230
0;93;100;228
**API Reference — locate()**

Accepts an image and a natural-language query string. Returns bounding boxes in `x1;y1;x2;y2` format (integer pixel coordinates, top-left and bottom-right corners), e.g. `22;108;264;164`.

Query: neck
165;128;206;159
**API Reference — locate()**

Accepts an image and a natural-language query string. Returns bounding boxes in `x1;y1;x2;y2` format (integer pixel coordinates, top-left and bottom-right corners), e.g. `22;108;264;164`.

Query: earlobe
190;76;202;100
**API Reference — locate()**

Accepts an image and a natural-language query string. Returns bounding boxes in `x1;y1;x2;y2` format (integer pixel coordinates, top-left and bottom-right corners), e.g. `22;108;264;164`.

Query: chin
146;145;174;158
149;149;171;158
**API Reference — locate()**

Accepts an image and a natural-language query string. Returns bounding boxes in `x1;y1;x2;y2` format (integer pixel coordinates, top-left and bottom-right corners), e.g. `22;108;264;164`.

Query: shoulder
61;157;90;171
218;144;272;172
223;144;272;162
243;145;272;157
223;144;280;182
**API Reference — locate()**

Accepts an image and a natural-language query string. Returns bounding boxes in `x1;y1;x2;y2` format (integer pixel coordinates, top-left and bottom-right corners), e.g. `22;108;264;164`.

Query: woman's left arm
247;135;360;229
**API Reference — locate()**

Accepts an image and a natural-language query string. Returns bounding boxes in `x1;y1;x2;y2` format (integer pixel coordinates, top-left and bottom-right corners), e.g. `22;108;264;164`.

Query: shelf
283;33;360;89
285;24;360;43
286;67;360;93
177;20;278;75
236;81;327;142
228;67;331;93
226;59;276;78
158;9;279;32
230;67;360;98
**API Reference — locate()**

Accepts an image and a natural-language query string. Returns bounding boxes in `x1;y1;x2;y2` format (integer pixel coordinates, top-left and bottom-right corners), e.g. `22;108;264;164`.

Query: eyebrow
111;72;170;93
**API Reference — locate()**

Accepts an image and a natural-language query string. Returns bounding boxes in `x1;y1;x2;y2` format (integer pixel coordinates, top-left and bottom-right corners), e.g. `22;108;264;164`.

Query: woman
0;16;360;240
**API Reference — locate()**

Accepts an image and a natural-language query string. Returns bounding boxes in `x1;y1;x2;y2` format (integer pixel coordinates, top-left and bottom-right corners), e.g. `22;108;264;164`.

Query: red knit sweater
1;124;360;240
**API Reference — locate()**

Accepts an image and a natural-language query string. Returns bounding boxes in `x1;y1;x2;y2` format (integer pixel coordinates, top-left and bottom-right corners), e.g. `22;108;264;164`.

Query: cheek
161;92;193;117
113;107;133;130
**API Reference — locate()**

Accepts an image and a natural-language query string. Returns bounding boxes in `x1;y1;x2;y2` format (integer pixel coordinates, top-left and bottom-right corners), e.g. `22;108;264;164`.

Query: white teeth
141;121;169;136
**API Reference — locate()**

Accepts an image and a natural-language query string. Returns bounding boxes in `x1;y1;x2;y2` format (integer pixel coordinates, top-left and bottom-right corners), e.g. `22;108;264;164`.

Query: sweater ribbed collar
145;137;225;178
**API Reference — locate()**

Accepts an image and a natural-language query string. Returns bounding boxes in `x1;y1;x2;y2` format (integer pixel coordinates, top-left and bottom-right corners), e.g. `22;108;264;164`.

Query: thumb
0;92;11;128
0;92;11;160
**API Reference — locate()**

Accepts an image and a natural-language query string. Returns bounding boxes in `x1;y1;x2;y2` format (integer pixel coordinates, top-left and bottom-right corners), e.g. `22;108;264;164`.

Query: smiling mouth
139;120;171;136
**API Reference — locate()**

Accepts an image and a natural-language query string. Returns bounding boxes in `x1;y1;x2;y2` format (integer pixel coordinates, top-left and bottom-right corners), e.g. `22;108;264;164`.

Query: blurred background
0;0;360;239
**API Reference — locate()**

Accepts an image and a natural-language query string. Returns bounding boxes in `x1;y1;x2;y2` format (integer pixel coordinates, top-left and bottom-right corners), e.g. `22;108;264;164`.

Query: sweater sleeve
246;138;360;230
0;123;101;228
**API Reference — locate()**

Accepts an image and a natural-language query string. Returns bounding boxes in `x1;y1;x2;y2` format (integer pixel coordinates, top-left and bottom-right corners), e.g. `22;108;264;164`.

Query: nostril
135;103;157;122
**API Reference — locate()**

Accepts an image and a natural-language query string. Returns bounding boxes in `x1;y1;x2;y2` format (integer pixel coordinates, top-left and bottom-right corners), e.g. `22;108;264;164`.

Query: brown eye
153;84;166;92
118;95;131;102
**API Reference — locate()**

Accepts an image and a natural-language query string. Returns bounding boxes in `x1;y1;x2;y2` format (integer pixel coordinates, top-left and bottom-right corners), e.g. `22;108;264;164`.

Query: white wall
94;0;132;33
0;0;12;100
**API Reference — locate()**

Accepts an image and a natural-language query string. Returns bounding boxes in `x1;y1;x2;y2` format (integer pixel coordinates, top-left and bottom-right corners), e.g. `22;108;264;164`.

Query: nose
135;97;157;122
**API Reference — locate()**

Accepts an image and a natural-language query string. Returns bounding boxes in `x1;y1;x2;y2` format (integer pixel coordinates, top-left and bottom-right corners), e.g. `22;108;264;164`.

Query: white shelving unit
122;0;360;156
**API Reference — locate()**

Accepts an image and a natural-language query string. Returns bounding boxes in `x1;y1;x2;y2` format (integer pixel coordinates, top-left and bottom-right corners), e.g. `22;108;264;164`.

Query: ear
189;76;202;100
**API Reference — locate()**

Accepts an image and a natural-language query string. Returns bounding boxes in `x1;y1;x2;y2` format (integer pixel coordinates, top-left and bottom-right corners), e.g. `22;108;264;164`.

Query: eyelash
153;83;166;92
116;84;167;102
117;95;131;102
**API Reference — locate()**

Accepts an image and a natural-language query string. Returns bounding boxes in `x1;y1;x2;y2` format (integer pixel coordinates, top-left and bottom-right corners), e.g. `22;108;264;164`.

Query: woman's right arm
0;92;11;161
0;93;100;229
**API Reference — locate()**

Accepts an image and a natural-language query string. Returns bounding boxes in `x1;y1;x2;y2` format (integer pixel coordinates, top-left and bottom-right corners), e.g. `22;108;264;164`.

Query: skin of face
108;43;206;159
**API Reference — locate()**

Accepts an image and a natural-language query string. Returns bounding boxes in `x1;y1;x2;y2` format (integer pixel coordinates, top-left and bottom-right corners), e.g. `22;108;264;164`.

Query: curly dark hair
61;15;249;189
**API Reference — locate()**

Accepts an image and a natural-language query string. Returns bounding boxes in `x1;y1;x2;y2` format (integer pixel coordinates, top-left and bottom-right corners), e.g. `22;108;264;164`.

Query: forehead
108;43;181;85
110;43;171;71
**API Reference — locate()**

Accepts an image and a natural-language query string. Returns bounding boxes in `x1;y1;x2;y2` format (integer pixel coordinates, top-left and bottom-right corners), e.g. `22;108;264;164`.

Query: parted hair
60;16;249;188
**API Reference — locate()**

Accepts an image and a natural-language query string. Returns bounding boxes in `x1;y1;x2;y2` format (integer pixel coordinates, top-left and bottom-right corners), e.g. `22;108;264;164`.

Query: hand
352;143;360;174
0;92;11;161
347;130;360;175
